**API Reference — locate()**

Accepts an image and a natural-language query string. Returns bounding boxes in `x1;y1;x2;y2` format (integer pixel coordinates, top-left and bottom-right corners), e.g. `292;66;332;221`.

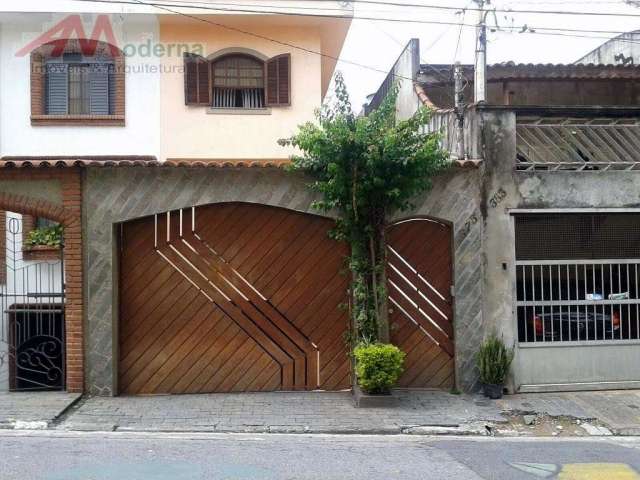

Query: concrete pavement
0;392;81;429
4;389;640;437
2;430;640;479
57;390;506;434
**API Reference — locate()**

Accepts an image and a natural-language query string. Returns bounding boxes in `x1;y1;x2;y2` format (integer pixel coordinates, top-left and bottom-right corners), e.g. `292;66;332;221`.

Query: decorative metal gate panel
387;218;455;389
0;214;65;391
118;203;350;395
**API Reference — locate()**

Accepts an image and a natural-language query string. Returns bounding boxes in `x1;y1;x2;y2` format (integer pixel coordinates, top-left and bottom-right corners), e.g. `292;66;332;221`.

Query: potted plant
353;342;405;407
477;334;514;399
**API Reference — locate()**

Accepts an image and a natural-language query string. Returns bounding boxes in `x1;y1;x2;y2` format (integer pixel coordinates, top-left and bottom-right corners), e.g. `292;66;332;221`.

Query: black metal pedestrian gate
0;214;65;391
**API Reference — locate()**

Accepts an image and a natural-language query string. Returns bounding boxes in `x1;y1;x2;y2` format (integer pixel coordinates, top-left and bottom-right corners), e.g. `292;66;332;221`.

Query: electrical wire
135;0;640;19
65;0;640;43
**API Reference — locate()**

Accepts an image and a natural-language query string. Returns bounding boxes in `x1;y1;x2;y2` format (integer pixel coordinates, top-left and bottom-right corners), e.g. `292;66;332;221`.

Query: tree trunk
376;223;390;343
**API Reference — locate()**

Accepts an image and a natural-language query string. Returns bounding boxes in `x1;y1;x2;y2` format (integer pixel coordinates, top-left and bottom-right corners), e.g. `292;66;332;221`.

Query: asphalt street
1;431;640;479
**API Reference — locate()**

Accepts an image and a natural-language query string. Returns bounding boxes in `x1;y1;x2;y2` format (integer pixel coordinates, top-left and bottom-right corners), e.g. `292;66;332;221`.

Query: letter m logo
16;14;120;57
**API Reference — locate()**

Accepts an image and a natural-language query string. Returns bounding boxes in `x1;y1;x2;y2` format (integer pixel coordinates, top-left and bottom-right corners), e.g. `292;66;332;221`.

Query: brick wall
0;169;84;393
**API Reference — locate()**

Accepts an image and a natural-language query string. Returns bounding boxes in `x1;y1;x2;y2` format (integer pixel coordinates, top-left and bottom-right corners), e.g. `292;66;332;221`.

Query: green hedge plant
476;334;514;385
354;343;405;394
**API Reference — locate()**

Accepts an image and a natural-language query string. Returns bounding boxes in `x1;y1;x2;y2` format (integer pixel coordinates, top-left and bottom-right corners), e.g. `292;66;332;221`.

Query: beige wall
159;18;326;161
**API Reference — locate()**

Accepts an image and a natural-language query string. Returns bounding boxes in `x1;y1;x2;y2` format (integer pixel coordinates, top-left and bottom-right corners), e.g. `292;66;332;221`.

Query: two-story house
0;2;354;396
367;38;640;393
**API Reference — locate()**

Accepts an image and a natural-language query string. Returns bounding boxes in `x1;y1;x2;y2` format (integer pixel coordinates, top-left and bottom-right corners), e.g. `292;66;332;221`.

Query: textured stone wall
84;167;321;395
84;166;484;394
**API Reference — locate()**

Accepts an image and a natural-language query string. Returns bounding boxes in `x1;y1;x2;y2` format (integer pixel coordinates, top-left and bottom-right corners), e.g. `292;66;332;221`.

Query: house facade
369;39;640;393
0;3;359;395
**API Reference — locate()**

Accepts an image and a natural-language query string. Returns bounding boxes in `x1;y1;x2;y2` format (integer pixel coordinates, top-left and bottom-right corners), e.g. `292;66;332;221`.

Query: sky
337;0;640;110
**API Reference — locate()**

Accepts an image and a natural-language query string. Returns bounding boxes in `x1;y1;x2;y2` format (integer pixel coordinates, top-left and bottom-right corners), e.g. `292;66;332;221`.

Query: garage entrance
118;203;350;395
514;213;640;391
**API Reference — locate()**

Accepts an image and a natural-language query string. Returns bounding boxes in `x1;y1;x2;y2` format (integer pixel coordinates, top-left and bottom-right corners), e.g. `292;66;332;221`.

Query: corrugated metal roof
419;62;640;84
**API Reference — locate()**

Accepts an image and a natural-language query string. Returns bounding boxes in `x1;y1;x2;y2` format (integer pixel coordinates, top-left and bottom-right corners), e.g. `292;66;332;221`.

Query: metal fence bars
516;259;640;344
0;214;65;391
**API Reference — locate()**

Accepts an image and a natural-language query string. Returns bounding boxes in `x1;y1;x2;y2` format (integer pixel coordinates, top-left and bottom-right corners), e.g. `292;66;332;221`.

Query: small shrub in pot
354;343;405;394
476;334;514;399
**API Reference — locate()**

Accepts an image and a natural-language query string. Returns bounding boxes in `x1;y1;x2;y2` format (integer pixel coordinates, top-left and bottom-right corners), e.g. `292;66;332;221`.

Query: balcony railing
516;117;640;171
422;109;481;162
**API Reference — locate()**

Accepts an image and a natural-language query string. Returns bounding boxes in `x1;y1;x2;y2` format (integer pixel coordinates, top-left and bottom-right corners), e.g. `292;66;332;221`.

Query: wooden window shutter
184;53;211;106
266;54;291;106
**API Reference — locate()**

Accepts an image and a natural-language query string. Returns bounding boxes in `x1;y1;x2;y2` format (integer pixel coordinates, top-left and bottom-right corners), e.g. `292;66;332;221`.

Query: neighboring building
577;30;640;66
368;38;640;392
0;3;354;395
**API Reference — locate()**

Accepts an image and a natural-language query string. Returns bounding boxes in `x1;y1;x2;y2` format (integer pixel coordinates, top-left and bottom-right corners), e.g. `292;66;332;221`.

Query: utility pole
453;62;466;160
474;0;487;103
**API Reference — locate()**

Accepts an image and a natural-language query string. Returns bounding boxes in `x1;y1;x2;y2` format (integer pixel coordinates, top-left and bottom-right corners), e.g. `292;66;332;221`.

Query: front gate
118;203;351;395
387;218;455;389
0;213;65;391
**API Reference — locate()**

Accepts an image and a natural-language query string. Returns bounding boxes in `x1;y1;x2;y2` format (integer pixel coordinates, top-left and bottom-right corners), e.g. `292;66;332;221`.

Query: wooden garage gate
387;218;455;389
118;203;351;395
118;204;454;395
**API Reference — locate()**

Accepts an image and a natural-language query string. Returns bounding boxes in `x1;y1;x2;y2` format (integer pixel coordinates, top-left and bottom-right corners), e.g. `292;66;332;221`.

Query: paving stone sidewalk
0;392;81;429
8;389;639;436
59;390;506;434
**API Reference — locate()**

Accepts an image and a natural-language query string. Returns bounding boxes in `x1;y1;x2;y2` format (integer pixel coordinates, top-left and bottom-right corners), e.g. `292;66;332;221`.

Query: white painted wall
0;13;160;158
577;30;640;65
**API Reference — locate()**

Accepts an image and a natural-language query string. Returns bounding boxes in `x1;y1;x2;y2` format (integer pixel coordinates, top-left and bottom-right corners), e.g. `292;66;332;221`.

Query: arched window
212;55;265;109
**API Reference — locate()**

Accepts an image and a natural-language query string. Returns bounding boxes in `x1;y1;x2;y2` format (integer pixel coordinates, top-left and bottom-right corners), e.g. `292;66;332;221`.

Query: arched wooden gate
387;218;455;389
118;203;351;395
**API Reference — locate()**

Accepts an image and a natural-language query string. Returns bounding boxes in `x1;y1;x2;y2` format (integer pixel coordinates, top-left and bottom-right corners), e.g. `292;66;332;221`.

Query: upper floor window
184;51;290;110
30;39;125;126
212;55;265;109
45;53;114;115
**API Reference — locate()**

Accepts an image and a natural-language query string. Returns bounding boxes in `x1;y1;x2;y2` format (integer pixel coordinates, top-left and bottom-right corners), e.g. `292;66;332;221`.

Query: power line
67;0;640;40
153;0;640;19
116;0;422;85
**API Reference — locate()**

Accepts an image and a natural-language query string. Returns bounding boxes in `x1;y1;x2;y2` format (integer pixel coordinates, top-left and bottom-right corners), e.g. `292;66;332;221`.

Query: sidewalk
4;389;639;436
55;389;640;436
0;392;81;429
58;390;506;434
499;390;640;436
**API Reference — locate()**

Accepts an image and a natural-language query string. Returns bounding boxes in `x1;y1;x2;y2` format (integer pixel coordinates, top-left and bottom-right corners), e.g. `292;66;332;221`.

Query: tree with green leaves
280;73;449;345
